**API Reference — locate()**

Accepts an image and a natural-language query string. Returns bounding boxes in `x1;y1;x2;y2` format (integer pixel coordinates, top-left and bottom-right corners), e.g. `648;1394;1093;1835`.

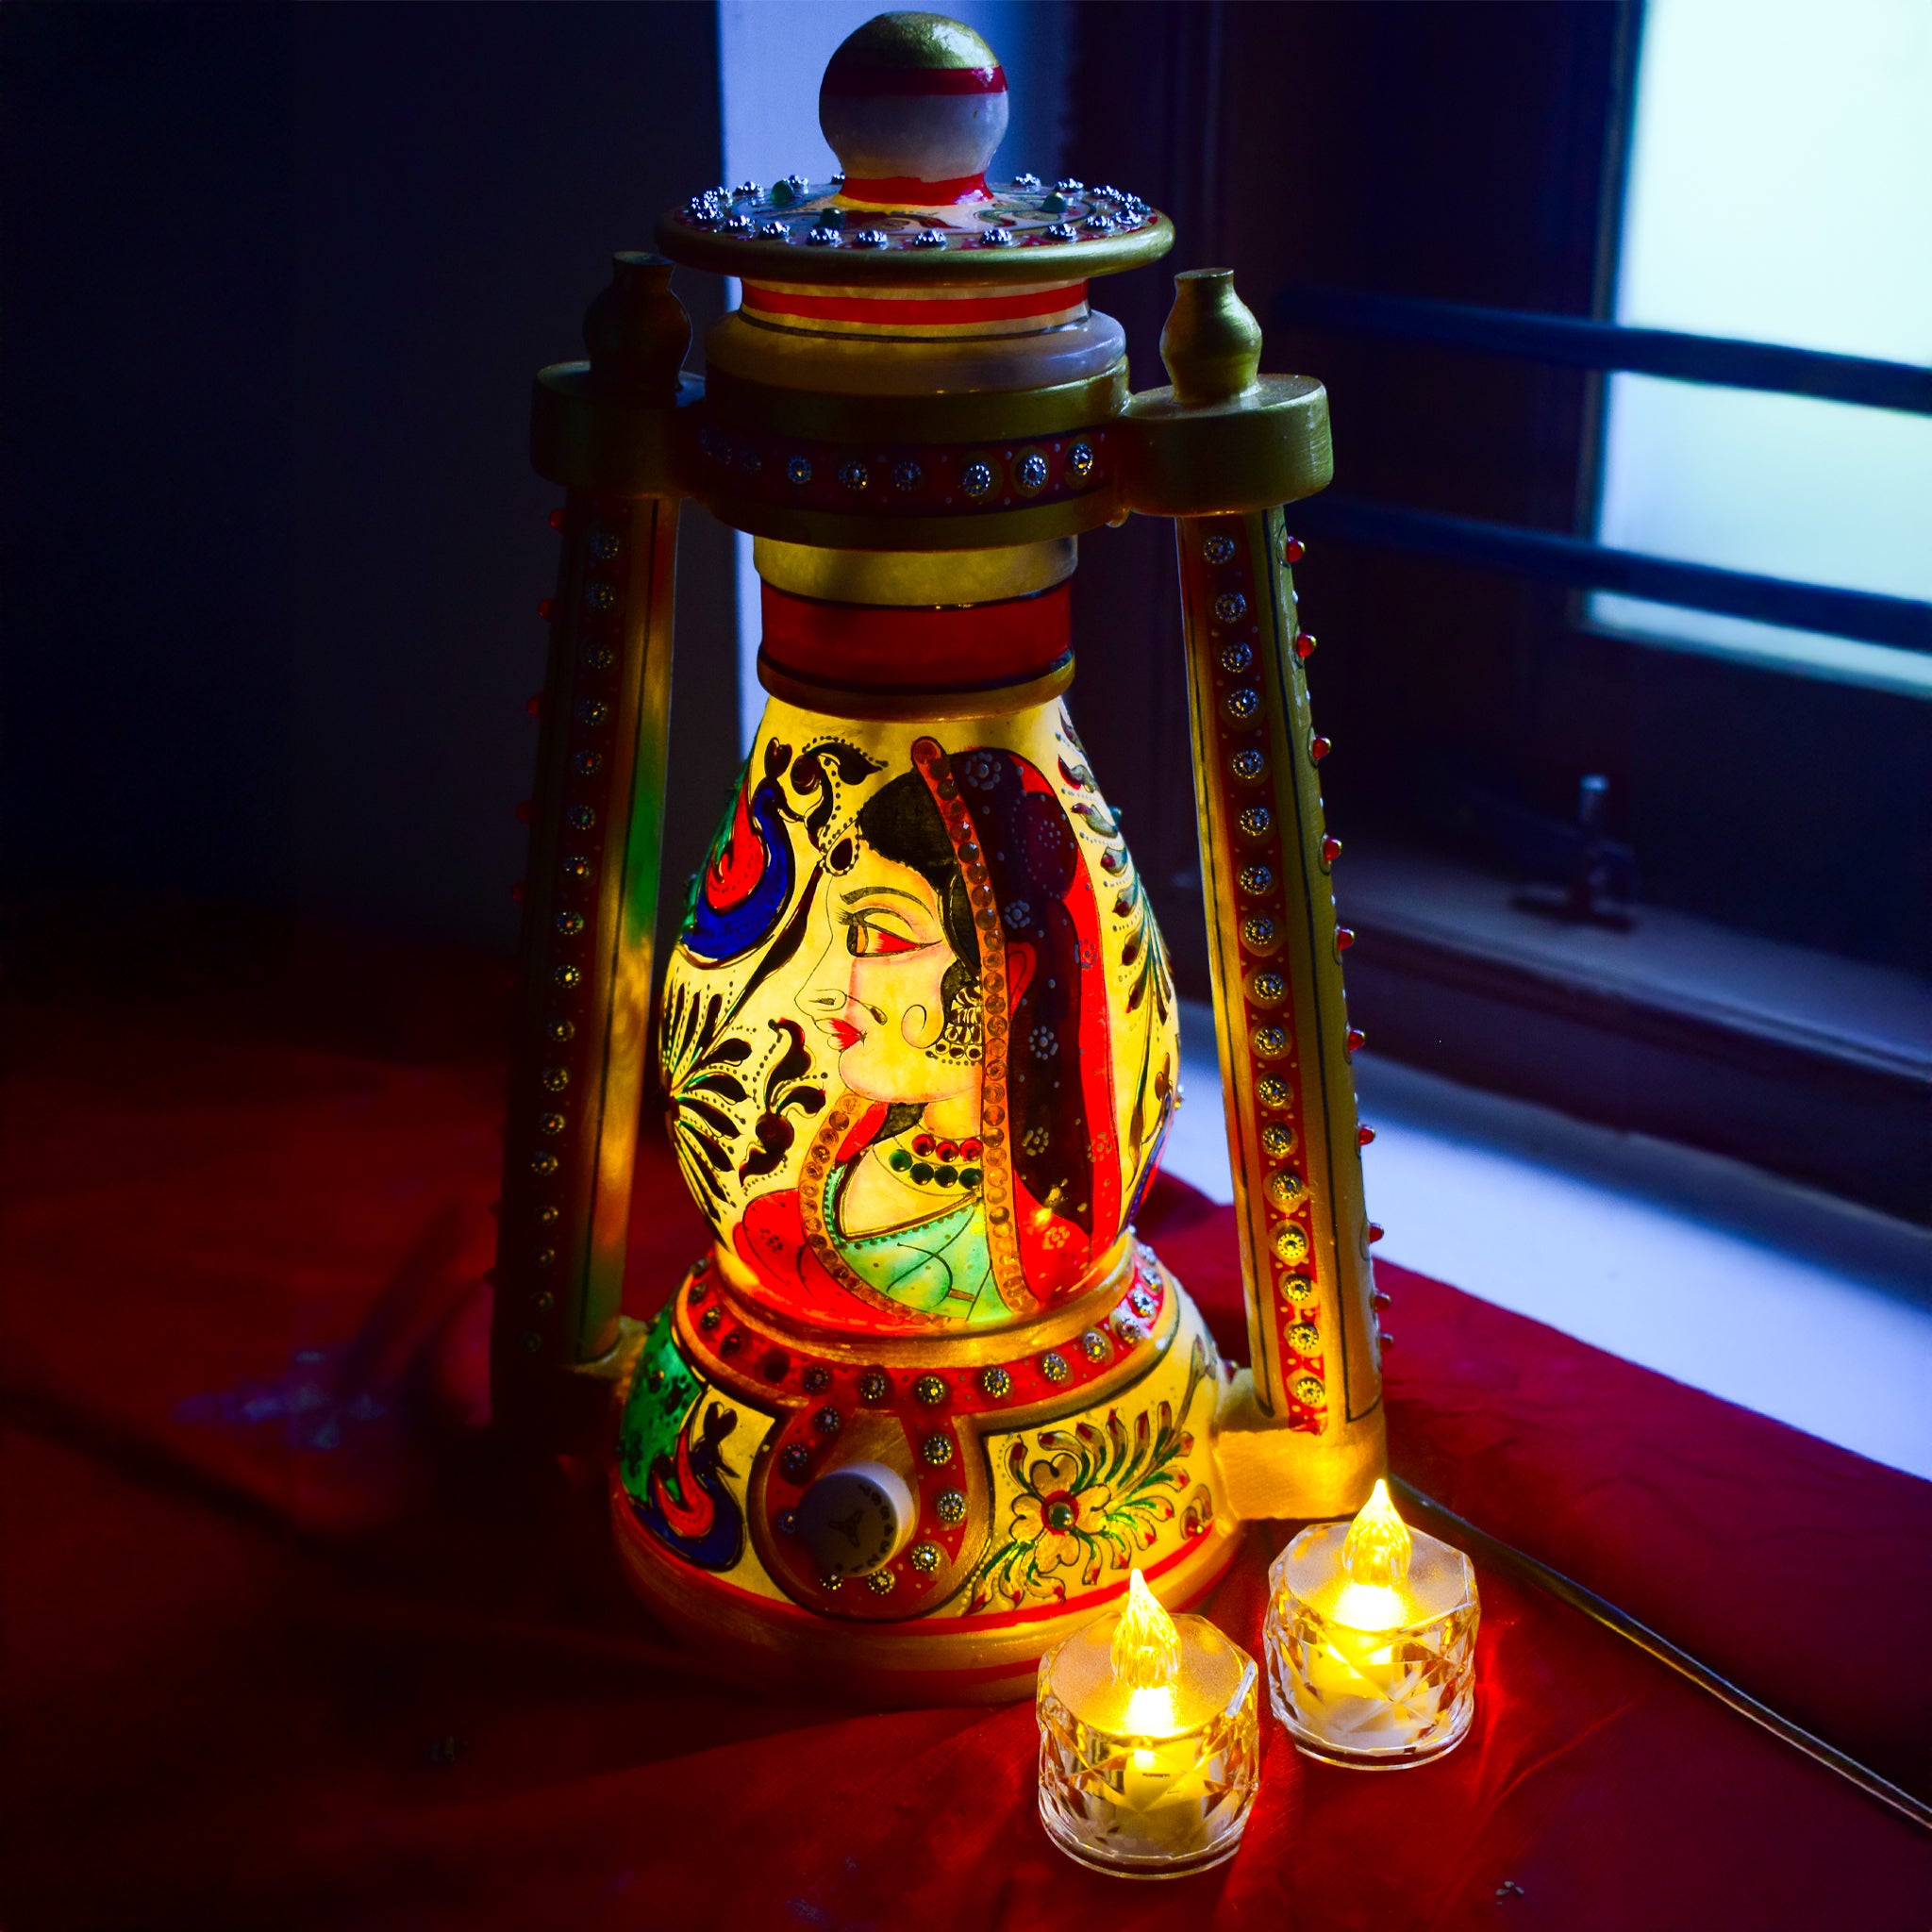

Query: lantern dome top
658;11;1171;287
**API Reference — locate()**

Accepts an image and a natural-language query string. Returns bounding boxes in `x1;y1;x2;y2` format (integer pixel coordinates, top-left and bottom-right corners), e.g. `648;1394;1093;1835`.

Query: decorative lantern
491;11;1390;1702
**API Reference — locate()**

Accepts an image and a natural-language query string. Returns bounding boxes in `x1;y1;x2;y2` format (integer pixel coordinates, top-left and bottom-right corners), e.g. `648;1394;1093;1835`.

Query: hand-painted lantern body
669;707;1175;1335
496;11;1389;1702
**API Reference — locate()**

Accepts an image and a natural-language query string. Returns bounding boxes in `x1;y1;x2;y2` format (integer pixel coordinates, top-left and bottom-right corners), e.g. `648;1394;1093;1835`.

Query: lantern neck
757;575;1073;718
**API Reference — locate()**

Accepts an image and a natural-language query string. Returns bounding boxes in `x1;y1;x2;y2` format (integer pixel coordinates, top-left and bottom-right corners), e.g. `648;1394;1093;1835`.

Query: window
1591;0;1932;697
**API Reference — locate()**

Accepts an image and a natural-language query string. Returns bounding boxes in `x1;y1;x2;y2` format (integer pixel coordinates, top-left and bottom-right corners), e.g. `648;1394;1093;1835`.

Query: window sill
1325;842;1931;1224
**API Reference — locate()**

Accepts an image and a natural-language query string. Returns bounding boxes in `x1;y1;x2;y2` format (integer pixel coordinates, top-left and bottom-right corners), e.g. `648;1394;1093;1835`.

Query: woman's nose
801;980;844;1011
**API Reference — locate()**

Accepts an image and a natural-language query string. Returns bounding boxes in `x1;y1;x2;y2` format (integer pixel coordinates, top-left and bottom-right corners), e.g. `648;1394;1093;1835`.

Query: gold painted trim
710;494;1118;554
756;652;1075;721
704;311;1125;405
910;737;1032;1315
1123;375;1334;520
753;536;1076;606
704;364;1129;447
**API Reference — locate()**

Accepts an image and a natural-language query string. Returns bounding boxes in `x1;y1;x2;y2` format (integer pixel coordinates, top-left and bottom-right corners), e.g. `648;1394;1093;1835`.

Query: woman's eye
847;921;918;958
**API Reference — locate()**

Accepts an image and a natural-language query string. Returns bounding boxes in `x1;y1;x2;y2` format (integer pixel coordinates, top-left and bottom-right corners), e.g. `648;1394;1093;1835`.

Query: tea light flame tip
1342;1476;1413;1588
1110;1567;1180;1691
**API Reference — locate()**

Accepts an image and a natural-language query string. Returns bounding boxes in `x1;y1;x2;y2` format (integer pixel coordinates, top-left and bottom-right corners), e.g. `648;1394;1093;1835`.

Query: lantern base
614;1477;1244;1706
608;1252;1244;1706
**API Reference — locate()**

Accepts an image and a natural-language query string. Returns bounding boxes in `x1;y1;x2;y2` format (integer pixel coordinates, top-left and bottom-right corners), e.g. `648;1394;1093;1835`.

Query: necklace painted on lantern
876;1129;985;1193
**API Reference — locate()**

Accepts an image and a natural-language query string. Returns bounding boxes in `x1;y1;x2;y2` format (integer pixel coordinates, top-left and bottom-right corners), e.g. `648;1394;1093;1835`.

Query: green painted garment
824;1160;1005;1324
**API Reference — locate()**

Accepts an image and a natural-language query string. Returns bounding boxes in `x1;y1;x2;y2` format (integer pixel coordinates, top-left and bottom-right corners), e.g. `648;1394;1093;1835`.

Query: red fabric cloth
4;982;1928;1931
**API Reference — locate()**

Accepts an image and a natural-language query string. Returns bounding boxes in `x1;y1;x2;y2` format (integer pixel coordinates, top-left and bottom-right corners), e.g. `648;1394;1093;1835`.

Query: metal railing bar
1275;285;1932;416
1293;497;1932;655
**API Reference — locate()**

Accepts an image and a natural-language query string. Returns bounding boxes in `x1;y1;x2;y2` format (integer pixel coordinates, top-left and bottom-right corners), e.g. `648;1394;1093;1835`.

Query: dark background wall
2;1;740;958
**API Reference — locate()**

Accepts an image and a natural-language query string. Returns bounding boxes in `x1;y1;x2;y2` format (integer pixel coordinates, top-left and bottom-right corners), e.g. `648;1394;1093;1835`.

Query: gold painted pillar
1127;270;1389;1520
490;254;695;1446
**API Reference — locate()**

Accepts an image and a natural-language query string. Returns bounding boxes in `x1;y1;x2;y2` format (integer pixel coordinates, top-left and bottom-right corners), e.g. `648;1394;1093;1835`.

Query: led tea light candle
1036;1569;1261;1878
1265;1479;1479;1768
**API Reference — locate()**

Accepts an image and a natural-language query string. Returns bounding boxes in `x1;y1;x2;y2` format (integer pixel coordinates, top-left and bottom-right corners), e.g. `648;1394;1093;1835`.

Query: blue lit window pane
1591;0;1932;697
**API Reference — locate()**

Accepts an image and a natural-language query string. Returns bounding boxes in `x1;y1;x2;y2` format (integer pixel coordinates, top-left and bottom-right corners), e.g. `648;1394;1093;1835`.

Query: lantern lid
657;11;1173;287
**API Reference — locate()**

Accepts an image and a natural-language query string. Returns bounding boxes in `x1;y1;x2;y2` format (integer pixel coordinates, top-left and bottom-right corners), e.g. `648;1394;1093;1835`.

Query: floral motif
1007;1452;1114;1576
969;1339;1212;1609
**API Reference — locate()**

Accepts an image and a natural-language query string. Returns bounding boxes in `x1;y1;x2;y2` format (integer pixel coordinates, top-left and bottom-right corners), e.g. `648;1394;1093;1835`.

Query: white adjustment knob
794;1459;917;1580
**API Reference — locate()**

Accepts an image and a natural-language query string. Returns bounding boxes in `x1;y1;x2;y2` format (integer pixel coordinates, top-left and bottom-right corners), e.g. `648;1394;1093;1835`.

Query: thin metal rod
1275;284;1932;416
1391;1476;1932;1834
1293;495;1932;655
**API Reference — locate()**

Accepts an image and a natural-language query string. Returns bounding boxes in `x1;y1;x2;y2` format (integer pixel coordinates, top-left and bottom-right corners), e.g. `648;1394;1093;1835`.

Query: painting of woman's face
796;848;979;1108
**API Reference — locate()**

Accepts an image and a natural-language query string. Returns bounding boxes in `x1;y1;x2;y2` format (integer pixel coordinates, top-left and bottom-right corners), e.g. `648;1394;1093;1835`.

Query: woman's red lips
823;1018;862;1050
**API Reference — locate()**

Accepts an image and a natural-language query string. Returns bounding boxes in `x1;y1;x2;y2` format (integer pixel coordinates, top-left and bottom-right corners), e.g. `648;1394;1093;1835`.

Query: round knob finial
794;1459;917;1581
820;12;1009;203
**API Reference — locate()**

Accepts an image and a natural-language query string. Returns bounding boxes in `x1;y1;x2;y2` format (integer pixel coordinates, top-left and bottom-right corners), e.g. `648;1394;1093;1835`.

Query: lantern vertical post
491;253;698;1448
1125;268;1389;1521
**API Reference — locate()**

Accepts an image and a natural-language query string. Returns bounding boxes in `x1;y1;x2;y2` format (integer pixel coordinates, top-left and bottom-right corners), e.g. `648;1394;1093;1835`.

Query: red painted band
761;582;1071;691
743;280;1086;327
841;173;991;206
821;62;1005;97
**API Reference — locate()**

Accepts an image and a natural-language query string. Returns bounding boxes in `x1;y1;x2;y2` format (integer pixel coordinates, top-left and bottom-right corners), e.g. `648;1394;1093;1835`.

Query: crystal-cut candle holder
1037;1570;1261;1878
1264;1479;1479;1769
